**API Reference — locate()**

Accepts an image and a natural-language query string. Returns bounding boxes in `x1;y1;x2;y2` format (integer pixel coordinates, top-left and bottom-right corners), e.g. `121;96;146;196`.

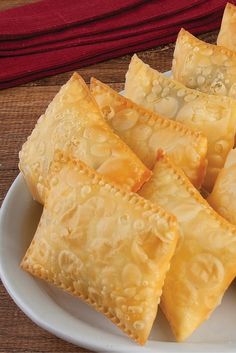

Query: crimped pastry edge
91;77;208;188
177;27;236;58
155;149;236;234
21;151;179;345
21;258;146;345
129;54;236;104
18;72;152;202
91;76;206;144
49;72;152;192
46;150;175;224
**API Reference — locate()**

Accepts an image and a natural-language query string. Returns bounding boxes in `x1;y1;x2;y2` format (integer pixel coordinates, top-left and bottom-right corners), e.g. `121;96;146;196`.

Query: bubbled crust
125;54;236;191
21;151;179;345
91;77;207;189
19;72;151;204
208;148;236;225
139;150;236;342
217;3;236;52
172;28;236;99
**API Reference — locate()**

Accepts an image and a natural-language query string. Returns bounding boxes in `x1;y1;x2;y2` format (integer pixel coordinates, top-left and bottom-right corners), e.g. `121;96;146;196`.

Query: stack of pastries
19;2;236;345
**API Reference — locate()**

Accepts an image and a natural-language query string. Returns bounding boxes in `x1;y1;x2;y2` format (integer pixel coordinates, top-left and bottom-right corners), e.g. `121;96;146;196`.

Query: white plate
1;74;236;353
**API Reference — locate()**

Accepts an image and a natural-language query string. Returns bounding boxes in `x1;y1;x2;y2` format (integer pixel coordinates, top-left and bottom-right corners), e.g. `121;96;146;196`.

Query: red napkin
0;0;205;47
1;0;222;56
0;14;222;89
0;11;221;57
0;17;220;90
0;0;148;39
0;0;231;89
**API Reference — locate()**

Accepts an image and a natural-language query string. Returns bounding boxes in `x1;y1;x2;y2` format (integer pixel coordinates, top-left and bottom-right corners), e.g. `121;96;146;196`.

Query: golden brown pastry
217;3;236;52
139;150;236;342
172;28;236;99
19;73;151;204
21;151;179;345
125;54;236;191
90;77;207;188
208;148;236;224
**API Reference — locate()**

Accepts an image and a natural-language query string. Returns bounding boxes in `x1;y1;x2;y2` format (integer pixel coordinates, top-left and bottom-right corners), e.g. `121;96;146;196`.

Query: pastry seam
47;151;175;224
156;150;236;233
21;259;144;344
91;77;206;147
130;54;234;104
22;152;178;345
178;28;236;58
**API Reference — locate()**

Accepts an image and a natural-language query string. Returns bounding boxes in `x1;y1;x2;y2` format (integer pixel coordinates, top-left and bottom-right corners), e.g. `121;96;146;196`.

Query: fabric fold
0;0;228;89
0;1;222;56
0;18;220;89
0;0;148;39
0;0;207;49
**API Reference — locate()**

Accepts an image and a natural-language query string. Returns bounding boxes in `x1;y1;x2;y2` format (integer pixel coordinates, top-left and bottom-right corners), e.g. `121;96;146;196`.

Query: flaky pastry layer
91;77;207;189
19;72;150;204
125;54;236;191
172;28;236;99
139;150;236;342
21;151;179;345
217;3;236;52
208;148;236;225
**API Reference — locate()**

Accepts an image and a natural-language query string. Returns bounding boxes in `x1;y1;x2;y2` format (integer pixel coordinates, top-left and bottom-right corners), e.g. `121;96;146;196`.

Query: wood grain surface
0;1;218;352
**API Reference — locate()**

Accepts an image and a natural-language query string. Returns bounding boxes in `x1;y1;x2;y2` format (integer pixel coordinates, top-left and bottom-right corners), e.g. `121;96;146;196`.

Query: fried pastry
125;54;236;191
172;28;236;99
139;150;236;342
208;148;236;225
217;3;236;52
90;77;207;188
19;73;150;204
21;152;179;345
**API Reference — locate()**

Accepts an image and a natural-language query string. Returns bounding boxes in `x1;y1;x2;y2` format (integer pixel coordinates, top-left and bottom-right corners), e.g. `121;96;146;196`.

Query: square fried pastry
208;148;236;225
139;150;236;342
21;152;179;345
19;73;150;204
217;3;236;52
172;28;236;99
125;54;236;191
90;77;207;189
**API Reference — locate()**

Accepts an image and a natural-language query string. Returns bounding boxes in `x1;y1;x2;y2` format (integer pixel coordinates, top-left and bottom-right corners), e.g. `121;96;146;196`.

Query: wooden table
0;1;218;352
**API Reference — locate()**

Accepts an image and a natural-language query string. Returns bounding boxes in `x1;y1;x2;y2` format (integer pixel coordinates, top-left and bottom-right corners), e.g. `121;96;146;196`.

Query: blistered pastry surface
139;151;236;341
208;148;236;225
91;77;207;188
217;3;236;52
173;28;236;98
19;73;150;204
125;54;236;191
21;153;178;345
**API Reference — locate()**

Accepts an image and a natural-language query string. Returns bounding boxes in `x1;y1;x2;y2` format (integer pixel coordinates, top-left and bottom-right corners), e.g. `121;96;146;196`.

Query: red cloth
0;0;148;39
0;0;232;89
0;14;222;89
0;0;222;56
0;0;205;47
